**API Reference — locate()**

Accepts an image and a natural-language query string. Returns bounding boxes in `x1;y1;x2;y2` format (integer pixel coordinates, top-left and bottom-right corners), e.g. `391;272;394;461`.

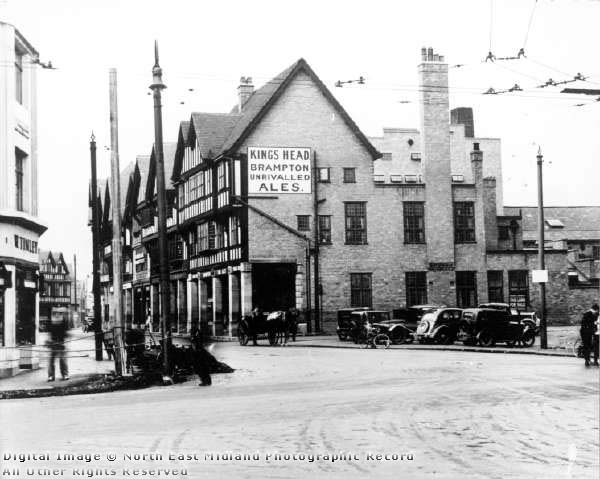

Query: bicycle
359;326;391;349
558;333;583;358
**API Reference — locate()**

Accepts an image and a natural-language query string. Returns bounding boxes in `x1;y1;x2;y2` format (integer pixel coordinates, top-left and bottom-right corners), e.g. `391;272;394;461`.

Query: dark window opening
403;202;425;244
343;168;356;183
297;215;310;231
350;273;372;308
405;272;427;307
318;215;331;244
498;225;510;241
454;202;475;243
487;270;504;302
345;202;367;245
456;271;477;308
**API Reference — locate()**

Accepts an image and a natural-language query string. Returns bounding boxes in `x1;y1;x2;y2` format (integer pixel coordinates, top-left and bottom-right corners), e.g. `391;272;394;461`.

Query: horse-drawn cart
238;310;298;346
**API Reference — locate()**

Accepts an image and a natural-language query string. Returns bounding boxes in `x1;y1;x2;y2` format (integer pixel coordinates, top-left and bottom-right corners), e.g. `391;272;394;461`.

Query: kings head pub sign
248;146;312;194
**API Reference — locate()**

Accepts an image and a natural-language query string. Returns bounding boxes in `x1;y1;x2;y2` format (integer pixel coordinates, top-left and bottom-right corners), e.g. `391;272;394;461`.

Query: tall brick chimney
419;47;453;265
238;76;254;113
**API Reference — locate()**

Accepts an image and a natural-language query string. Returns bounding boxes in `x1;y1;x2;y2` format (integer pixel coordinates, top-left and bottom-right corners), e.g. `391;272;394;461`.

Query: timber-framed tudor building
92;49;598;340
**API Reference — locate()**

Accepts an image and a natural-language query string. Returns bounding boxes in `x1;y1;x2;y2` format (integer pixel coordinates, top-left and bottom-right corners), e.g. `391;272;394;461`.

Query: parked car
336;307;370;340
458;307;532;347
478;303;540;333
415;308;463;344
392;304;443;331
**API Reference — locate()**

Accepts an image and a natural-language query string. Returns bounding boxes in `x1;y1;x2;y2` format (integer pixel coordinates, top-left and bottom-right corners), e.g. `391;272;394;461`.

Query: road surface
1;342;598;478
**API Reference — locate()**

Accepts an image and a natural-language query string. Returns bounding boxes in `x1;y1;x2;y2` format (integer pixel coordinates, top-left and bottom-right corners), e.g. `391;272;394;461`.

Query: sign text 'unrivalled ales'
247;147;312;194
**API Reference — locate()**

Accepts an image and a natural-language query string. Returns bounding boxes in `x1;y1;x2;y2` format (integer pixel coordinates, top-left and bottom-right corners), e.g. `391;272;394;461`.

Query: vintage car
457;307;534;347
392;304;443;331
341;310;413;345
478;303;540;333
415;308;463;344
336;307;370;340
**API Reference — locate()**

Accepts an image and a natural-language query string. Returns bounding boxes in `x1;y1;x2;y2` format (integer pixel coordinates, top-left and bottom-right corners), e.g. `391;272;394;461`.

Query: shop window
403;202;425;244
350;273;372;308
317;167;330;183
297;215;310;231
405;272;427;307
508;270;529;311
345;202;367;244
454;202;475;243
487;270;504;302
318;215;331;244
343;168;356;183
456;271;477;308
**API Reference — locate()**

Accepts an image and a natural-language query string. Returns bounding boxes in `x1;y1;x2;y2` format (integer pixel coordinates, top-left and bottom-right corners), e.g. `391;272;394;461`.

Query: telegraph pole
149;41;172;378
109;68;128;375
537;147;548;349
312;151;321;333
90;133;103;360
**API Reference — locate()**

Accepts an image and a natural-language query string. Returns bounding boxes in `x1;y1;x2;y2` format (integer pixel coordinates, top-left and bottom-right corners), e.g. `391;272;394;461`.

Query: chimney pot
421;47;427;61
238;77;254;113
427;47;434;61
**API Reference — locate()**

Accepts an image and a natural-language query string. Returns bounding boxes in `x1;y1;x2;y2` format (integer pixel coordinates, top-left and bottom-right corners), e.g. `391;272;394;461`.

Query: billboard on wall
247;147;312;194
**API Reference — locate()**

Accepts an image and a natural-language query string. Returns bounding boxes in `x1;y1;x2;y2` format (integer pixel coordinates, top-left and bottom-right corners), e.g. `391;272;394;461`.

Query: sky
1;0;599;279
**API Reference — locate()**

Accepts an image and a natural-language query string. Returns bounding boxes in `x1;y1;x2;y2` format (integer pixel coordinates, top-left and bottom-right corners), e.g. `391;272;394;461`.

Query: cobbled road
1;343;598;478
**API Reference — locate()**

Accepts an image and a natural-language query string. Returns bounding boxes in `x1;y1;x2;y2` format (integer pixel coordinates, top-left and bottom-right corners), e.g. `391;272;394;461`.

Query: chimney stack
470;142;483;184
238;76;254;113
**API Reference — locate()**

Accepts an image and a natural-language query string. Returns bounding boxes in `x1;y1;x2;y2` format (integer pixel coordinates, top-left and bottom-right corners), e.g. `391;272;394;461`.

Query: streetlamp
149;41;172;378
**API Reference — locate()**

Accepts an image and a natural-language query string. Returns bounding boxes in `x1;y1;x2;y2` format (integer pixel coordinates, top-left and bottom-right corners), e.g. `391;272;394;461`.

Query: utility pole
312;151;321;333
90;133;103;360
109;68;128;375
537;147;548;349
73;254;77;324
149;41;172;378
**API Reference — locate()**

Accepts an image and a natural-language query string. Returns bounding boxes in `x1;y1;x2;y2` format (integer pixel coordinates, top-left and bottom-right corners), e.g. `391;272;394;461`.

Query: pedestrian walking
190;327;212;386
47;312;69;381
580;303;599;367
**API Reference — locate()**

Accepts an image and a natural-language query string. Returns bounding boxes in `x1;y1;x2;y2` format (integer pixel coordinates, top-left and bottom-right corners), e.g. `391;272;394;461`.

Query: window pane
456;271;477;308
487;270;504;303
403;202;425;243
350;273;372;307
405;271;427;306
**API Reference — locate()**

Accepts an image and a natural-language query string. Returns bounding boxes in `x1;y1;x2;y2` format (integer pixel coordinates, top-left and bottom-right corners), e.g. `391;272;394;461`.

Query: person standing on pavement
580;303;599;367
47;312;69;381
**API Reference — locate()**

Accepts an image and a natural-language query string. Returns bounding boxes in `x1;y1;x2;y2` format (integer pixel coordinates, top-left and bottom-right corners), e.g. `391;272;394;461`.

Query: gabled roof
219;58;381;160
190;113;240;159
107;162;135;221
172;121;191;182
504;206;600;241
38;250;70;275
146;142;178;200
136;155;151;206
172;58;380;182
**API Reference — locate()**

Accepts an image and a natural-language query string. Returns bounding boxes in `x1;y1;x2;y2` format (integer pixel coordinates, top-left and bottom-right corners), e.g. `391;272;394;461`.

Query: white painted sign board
248;147;312;194
532;269;548;283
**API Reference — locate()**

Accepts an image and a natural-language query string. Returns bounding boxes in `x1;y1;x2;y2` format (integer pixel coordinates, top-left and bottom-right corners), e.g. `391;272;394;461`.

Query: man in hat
47;311;69;381
580;303;599;367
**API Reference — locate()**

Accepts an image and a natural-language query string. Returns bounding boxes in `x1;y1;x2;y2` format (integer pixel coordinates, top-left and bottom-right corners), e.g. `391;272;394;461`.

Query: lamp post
537;147;548;349
149;41;172;378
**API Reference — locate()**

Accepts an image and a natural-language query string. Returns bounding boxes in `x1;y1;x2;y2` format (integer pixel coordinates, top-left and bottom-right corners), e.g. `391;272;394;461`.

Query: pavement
1;341;598;478
0;326;585;396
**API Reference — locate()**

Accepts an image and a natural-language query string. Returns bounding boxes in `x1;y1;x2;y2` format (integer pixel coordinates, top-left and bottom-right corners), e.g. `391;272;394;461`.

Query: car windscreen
367;312;390;322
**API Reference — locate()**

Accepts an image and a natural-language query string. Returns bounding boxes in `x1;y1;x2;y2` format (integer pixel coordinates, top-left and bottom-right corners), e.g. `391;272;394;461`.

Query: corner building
0;23;46;376
166;51;572;336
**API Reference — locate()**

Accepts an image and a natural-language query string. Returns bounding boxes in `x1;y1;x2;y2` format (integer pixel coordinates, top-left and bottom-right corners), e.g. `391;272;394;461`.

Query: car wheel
436;330;453;345
373;334;391;349
521;330;535;348
478;330;495;347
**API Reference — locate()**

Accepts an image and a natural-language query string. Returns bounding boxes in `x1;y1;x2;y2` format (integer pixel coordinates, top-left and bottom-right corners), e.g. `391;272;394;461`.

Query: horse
238;308;299;346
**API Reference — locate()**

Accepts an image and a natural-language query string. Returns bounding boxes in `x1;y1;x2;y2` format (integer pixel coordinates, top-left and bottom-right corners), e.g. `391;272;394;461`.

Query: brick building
94;48;592;339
